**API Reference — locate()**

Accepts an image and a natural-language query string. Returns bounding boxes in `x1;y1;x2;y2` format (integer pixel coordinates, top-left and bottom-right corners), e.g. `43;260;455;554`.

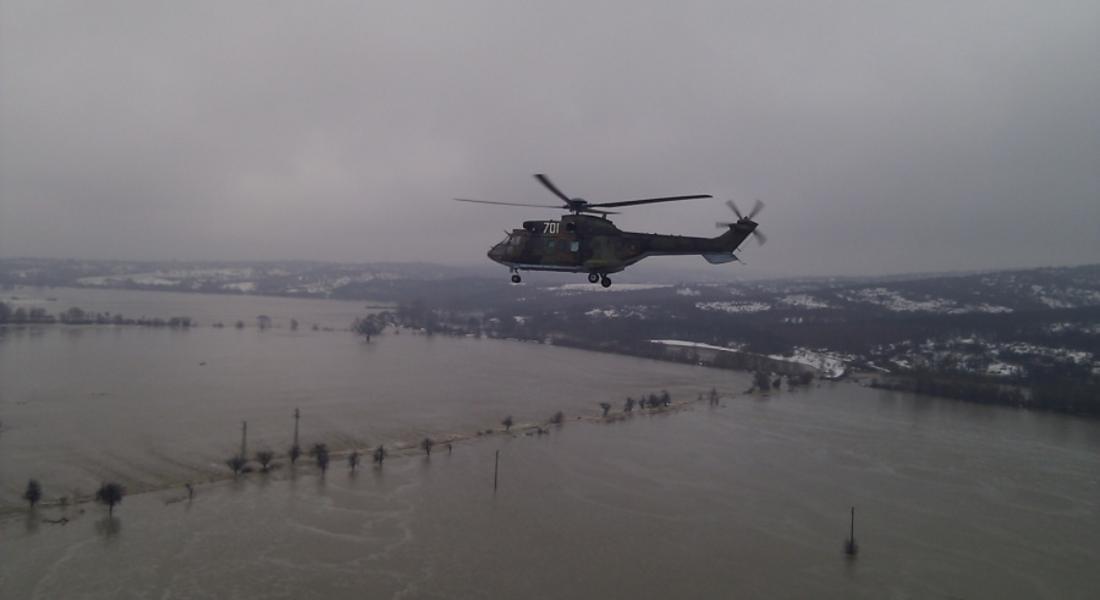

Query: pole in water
845;506;859;557
493;450;500;492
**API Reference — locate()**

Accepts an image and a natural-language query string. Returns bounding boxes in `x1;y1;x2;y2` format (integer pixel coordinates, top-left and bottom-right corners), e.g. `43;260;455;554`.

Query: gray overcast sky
1;1;1098;277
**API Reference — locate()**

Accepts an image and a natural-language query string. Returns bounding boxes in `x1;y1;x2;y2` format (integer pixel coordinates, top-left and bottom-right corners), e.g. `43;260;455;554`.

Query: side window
570;241;579;252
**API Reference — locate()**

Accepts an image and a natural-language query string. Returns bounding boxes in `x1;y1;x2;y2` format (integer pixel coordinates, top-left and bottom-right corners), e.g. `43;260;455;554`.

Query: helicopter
456;174;766;287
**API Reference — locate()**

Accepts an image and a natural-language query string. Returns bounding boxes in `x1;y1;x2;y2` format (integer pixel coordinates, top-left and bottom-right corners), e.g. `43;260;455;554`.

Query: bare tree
348;450;360;471
599;402;611;417
373;444;386;465
352;315;384;341
421;437;435;457
95;482;124;516
550;411;564;425
502;416;514;431
255;450;275;472
311;443;330;473
226;455;247;477
624;397;635;412
289;444;302;465
256;315;272;330
23;479;42;509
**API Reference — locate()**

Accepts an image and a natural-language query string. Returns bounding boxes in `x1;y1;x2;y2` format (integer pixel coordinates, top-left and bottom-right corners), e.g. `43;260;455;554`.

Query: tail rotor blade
725;200;743;219
753;230;768;246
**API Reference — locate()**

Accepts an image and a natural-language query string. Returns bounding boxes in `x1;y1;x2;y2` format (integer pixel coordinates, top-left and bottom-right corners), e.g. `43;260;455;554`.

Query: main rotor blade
588;194;712;209
580;208;619;215
454;198;562;209
534;174;572;204
748;198;765;219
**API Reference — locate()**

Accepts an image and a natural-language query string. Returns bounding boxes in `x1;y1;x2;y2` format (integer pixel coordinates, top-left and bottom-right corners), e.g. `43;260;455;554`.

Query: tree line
0;302;192;327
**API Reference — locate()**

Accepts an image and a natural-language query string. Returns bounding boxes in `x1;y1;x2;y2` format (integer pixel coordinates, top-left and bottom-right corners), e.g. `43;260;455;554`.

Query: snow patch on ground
986;362;1024;377
650;340;847;377
549;283;672;294
768;348;848;378
77;274;180;287
222;282;257;293
779;294;832;309
1038;296;1073;309
649;339;746;353
845;288;1012;314
586;306;648;319
971;303;1014;314
1000;342;1093;364
696;301;771;313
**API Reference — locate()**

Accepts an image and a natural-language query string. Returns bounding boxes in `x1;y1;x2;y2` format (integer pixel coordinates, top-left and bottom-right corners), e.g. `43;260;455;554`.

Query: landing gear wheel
600;276;612;288
587;273;600;284
511;274;521;284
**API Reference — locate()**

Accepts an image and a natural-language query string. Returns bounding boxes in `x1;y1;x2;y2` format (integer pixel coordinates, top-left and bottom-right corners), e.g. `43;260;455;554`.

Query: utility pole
293;408;300;447
240;420;247;459
493;450;500;492
845;506;859;556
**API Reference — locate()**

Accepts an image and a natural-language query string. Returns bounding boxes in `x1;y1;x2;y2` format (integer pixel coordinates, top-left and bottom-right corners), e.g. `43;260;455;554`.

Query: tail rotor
716;199;767;246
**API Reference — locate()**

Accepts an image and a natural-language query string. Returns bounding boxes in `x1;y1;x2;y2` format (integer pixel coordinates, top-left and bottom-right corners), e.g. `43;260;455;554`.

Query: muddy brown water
1;288;1098;599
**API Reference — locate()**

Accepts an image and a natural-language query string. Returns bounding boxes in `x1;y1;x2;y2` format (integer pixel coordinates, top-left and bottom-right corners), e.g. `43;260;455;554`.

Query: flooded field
2;288;1099;598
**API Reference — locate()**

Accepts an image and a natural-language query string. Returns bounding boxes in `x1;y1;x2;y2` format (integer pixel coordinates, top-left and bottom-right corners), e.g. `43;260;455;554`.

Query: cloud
2;0;1098;275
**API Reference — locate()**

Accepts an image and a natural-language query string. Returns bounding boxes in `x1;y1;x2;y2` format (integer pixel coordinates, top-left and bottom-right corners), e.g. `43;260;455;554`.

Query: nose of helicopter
487;243;506;264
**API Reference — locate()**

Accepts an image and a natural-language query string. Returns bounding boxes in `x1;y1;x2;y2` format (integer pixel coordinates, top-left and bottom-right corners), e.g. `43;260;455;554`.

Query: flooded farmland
2;288;1098;599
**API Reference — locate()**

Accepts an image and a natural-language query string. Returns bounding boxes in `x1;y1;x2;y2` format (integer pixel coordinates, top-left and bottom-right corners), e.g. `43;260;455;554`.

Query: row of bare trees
618;390;673;415
225;406;576;478
23;479;124;516
224;410;394;479
22;405;582;517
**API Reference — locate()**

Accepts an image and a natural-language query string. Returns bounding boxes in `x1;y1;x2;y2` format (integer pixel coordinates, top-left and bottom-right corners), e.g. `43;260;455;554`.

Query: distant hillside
3;257;1098;416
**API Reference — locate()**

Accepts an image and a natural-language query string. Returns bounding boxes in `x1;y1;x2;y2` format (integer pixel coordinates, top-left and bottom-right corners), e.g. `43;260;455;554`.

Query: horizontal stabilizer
702;253;738;264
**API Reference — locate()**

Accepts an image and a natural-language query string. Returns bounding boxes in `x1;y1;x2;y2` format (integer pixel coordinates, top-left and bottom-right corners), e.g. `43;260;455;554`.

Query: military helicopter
456;174;766;287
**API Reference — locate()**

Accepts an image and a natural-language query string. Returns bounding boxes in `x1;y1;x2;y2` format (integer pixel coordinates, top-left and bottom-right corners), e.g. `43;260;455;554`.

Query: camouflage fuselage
487;214;755;274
